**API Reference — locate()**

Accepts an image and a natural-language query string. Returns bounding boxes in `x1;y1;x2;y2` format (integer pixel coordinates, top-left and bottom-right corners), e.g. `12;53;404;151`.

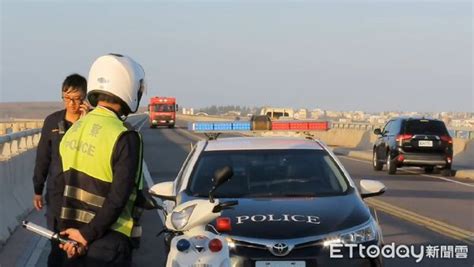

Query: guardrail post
0;142;11;160
19;136;27;152
26;135;34;149
10;139;19;156
33;133;41;146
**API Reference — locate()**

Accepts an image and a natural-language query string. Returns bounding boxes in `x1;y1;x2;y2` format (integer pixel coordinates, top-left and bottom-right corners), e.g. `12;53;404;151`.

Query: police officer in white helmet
58;53;145;266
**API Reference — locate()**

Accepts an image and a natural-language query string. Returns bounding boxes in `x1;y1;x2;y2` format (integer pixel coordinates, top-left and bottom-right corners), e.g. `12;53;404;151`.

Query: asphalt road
338;156;474;232
1;115;472;267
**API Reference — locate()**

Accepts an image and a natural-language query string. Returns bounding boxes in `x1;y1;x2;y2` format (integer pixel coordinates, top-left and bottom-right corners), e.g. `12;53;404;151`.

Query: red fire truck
148;97;178;128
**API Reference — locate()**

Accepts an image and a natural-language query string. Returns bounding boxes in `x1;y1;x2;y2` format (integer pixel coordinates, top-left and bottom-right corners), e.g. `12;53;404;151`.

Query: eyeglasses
62;96;84;104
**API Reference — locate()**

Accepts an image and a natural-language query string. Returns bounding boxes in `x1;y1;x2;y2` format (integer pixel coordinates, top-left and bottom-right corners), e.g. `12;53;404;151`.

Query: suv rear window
187;149;349;198
403;120;448;135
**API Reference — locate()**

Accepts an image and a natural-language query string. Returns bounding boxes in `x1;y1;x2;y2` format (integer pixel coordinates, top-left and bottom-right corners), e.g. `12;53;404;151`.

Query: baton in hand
22;220;79;247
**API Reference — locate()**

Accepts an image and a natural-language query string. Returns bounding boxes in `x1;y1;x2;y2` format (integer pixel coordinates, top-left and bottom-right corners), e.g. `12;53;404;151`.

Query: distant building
451;119;474;128
369;115;386;125
224;111;241;116
294;109;308;120
181;108;194;115
326;111;343;118
260;107;294;120
310;109;325;119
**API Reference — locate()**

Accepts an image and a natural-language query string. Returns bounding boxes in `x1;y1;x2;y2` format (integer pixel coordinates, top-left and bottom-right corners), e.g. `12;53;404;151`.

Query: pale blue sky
1;0;472;112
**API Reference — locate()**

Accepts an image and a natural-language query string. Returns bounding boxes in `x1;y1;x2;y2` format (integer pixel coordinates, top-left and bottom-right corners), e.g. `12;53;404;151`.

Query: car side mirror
209;166;234;203
149;181;176;201
360;179;386;198
373;128;382;135
213;166;234;188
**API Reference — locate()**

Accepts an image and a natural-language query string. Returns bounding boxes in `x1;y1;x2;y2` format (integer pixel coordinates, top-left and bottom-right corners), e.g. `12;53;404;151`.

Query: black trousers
46;207;67;267
63;230;132;267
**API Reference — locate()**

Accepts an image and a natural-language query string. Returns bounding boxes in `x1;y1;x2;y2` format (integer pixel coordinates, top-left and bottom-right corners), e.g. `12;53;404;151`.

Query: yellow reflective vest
60;107;142;237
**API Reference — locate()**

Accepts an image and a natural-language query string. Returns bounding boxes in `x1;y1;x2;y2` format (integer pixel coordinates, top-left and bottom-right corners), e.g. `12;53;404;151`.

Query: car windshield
153;104;175;112
188;149;349;198
404;120;448;135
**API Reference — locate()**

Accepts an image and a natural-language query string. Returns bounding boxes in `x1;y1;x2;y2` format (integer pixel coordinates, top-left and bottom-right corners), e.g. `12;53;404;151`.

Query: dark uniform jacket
32;109;72;229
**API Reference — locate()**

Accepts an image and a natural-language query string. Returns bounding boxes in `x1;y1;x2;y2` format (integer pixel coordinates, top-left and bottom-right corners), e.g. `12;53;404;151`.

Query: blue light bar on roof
214;122;233;131
188;119;329;132
233;121;252;131
188;121;251;132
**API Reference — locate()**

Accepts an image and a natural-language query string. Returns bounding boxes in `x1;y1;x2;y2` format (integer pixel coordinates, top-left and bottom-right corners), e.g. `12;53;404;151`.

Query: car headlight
171;205;196;230
324;220;378;246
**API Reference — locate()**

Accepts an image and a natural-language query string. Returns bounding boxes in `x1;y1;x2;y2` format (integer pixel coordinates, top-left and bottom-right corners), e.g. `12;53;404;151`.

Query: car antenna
302;131;315;140
205;133;221;140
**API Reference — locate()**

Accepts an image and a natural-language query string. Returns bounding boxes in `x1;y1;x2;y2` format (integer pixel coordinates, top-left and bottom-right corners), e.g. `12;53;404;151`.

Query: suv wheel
441;164;452;177
387;152;397;175
424;166;434;174
373;151;383;171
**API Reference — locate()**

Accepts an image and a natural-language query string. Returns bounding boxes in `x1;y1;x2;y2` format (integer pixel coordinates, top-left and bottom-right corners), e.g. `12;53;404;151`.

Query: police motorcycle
150;166;237;267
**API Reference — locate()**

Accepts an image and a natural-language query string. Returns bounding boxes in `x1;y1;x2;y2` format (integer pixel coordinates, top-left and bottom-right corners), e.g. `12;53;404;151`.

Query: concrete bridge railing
0;121;44;136
331;122;474;140
0;131;41;246
0;129;42;160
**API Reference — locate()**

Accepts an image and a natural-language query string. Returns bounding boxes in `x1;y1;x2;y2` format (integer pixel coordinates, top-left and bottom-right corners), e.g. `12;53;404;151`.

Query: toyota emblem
270;243;291;256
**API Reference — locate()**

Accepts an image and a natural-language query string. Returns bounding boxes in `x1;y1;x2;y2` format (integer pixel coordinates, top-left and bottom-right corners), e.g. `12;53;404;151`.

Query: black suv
373;117;453;175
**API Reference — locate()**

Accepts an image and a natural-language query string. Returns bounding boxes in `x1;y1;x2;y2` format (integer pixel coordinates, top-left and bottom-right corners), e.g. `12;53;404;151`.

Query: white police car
152;121;386;267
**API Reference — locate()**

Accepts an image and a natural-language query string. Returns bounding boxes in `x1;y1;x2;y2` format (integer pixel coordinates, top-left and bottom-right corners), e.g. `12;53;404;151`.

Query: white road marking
338;155;474;188
136;116;148;131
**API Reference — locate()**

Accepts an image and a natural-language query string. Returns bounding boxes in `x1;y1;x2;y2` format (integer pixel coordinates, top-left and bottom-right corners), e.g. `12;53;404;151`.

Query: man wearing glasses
32;73;88;266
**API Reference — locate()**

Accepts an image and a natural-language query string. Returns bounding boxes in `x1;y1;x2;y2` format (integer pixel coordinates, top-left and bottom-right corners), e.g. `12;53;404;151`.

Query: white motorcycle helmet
87;53;146;114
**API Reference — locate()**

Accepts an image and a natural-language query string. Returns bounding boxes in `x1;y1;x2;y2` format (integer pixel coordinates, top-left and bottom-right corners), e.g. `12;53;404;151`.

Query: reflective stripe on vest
60;107;142;237
64;185;105;208
61;207;96;224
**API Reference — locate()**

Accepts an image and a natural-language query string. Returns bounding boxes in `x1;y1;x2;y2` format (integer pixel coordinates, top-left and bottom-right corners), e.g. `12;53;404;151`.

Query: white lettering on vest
64;139;96;156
